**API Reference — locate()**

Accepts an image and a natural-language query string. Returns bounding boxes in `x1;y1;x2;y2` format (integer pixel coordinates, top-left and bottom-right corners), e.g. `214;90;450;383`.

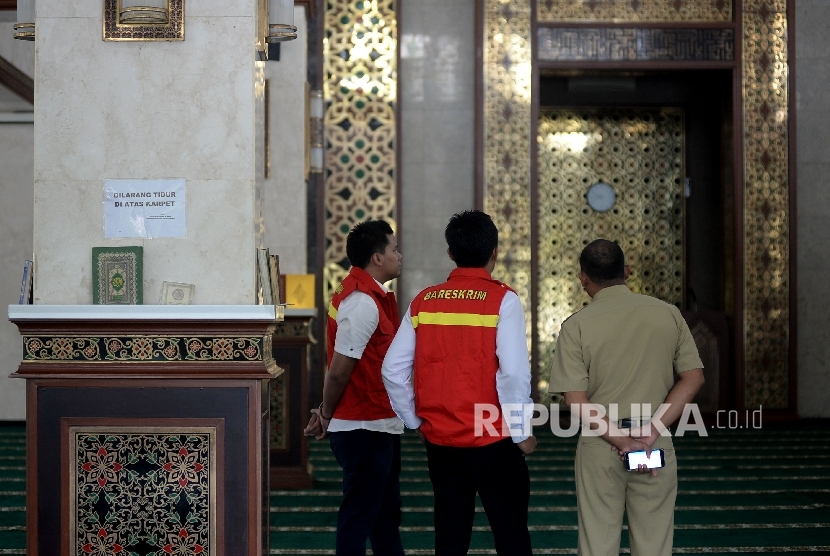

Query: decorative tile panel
742;0;790;409
23;336;264;363
70;427;216;556
324;0;397;300
537;0;732;22
537;108;685;384
483;0;533;344
538;27;734;62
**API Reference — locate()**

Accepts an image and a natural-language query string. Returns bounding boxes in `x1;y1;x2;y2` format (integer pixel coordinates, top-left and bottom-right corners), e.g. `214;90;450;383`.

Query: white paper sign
104;179;186;238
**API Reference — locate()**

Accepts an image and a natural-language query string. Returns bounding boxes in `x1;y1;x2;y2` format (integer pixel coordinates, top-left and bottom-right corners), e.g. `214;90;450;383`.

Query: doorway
536;106;686;375
535;71;734;410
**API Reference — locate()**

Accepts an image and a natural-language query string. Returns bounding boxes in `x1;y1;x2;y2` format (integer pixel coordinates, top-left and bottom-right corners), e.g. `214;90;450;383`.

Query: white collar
374;278;388;293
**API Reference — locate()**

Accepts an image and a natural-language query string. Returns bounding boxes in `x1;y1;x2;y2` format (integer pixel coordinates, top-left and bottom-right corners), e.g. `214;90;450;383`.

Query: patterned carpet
1;423;829;554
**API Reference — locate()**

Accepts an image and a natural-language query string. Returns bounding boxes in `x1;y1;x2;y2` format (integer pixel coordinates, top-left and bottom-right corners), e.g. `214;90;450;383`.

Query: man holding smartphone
549;239;704;556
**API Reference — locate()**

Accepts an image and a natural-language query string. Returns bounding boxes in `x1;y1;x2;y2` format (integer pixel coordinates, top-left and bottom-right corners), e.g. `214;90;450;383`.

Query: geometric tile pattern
537;108;685;384
537;0;732;22
538;27;734;62
483;0;533;345
70;428;216;556
323;0;397;302
741;0;790;409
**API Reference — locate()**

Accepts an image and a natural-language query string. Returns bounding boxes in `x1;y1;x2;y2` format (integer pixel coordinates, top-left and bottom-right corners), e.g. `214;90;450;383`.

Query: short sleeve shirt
549;285;703;419
333;289;381;359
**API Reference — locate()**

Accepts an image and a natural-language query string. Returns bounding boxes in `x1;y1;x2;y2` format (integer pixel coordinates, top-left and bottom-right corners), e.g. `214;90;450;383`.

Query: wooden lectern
269;308;316;489
9;305;278;556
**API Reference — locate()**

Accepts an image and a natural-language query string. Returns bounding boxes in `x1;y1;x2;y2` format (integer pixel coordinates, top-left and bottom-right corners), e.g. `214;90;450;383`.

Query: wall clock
586;182;616;213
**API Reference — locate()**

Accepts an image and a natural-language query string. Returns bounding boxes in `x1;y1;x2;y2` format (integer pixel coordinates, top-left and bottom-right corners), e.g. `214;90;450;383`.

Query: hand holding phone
624;449;665;471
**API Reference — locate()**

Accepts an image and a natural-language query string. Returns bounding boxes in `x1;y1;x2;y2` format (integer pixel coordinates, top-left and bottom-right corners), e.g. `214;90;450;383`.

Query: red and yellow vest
327;266;399;421
410;267;513;447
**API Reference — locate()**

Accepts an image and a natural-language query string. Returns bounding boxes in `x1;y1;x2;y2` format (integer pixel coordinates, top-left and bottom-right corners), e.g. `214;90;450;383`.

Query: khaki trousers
574;435;677;556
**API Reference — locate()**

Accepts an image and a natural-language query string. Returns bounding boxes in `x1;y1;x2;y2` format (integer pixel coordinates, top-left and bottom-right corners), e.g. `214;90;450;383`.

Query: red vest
410;267;513;447
327;266;399;421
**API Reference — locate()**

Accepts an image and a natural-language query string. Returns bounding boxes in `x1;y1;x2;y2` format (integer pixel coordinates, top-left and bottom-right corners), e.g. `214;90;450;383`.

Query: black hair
445;210;498;268
579;239;625;285
346;220;394;269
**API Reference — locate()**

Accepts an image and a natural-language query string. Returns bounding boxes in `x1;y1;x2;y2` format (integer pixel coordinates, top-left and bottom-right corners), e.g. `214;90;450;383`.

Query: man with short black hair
304;219;405;556
550;238;704;556
382;210;535;556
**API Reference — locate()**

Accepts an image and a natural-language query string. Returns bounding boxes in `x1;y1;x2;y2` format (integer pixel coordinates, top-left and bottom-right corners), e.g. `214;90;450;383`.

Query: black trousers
329;429;405;556
425;438;532;556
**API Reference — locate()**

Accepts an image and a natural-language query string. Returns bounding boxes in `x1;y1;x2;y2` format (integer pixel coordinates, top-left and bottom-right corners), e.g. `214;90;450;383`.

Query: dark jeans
425;438;532;556
329;429;405;556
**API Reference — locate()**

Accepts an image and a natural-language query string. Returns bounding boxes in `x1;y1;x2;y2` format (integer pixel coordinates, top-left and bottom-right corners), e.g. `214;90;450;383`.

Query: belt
618;418;649;428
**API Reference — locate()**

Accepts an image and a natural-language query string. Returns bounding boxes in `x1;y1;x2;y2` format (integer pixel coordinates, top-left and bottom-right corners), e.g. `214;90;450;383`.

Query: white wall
32;0;261;304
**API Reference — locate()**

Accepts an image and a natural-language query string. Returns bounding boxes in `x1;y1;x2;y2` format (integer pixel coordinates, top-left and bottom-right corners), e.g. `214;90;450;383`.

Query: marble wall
796;0;830;417
398;0;477;306
0;15;34;421
0;123;34;420
263;7;307;274
33;0;261;305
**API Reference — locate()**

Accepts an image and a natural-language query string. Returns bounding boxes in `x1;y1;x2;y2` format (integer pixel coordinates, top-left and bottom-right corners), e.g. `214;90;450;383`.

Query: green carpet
1;424;829;554
272;424;830;555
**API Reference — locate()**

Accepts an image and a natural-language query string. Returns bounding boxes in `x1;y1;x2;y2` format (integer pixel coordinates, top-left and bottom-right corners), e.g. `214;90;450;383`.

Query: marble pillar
398;0;476;305
0;123;33;420
796;0;830;417
0;13;34;420
263;6;307;274
33;0;265;305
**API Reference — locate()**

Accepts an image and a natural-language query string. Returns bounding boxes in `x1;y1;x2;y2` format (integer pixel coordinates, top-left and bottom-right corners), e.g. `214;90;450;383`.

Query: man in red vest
303;219;404;556
382;210;536;556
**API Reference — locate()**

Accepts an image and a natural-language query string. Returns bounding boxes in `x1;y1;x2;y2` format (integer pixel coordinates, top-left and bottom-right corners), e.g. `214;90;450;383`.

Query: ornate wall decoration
537;108;685;379
742;0;790;409
483;0;533;341
70;427;216;556
23;336;264;363
103;0;185;41
537;0;732;22
482;0;792;408
273;320;314;339
270;374;288;450
324;0;397;300
538;27;734;62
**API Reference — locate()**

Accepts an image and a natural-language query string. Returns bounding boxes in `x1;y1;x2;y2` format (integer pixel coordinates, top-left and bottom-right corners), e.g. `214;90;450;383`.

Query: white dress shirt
329;279;404;434
381;289;533;442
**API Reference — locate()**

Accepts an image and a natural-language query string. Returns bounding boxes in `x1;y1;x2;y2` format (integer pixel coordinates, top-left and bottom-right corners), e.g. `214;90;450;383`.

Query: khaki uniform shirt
550;285;702;419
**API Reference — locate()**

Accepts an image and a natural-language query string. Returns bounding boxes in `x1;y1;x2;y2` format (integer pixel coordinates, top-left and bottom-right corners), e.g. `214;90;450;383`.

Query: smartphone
625;449;665;471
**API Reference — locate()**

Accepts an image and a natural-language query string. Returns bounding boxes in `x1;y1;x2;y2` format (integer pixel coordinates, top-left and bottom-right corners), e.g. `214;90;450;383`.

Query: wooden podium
8;305;278;556
269;308;316;489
